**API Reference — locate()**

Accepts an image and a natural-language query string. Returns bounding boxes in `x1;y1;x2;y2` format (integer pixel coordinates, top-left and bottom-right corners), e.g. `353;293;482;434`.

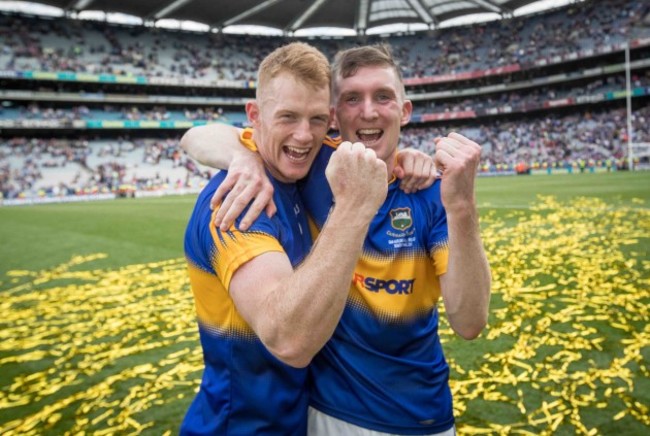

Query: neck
387;149;399;181
265;164;295;184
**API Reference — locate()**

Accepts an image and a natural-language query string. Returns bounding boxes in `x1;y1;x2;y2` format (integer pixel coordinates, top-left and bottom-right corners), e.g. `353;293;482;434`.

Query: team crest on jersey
390;208;412;230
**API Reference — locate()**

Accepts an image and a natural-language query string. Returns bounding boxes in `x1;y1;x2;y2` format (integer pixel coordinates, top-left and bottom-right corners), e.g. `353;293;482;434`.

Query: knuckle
339;141;352;152
365;149;377;159
232;197;248;207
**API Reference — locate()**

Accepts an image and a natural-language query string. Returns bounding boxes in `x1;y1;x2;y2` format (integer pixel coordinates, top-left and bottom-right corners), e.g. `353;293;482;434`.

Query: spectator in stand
0;0;648;80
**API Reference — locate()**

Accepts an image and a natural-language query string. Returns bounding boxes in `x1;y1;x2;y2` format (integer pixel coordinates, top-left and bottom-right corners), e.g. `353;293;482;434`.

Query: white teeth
285;146;309;155
358;129;382;135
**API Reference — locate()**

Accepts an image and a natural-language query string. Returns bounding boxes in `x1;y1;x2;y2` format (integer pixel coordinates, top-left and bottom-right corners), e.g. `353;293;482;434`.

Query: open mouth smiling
357;128;383;145
283;145;311;162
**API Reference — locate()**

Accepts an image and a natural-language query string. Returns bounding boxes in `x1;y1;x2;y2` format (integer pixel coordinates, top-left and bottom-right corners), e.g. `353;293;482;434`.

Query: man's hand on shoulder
211;148;276;231
393;148;439;193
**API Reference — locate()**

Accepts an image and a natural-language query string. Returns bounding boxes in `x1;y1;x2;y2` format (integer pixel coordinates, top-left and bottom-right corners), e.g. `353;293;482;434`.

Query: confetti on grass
0;196;648;434
0;256;203;435
444;196;649;435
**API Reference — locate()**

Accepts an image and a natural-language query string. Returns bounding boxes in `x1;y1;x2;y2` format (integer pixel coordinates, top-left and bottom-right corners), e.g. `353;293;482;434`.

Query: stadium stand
1;0;649;202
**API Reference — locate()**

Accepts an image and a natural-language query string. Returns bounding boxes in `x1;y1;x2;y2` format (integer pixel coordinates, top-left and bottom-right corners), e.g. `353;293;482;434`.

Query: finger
405;152;432;193
400;161;420;193
421;158;433;177
417;160;438;190
395;152;414;193
373;158;388;180
447;132;481;156
448;132;478;148
338;141;353;153
433;148;454;171
435;137;466;159
352;142;368;155
434;164;443;179
210;178;235;210
213;177;253;227
265;198;277;218
445;133;482;169
363;147;377;160
214;188;240;229
398;151;415;174
238;185;275;231
217;182;262;230
412;155;427;182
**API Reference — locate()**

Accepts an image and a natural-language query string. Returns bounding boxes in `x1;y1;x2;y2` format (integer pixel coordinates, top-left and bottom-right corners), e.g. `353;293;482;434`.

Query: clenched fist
325;141;388;225
433;132;482;214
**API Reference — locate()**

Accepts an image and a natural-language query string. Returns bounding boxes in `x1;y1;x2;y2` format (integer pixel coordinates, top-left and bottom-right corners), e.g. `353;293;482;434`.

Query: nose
360;97;378;121
293;119;313;144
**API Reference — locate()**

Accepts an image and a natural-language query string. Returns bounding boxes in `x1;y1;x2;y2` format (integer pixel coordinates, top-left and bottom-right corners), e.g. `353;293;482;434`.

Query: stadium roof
13;0;574;35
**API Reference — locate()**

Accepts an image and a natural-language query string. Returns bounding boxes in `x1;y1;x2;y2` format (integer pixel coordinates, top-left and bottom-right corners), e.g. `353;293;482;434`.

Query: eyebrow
375;86;397;95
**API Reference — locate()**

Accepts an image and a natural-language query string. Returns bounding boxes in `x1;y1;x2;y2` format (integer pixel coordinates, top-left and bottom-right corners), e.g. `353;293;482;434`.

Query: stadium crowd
0;137;211;200
398;0;649;77
416;74;650;115
3;71;648;124
0;0;648;81
402;105;650;172
2;103;648;200
5;103;232;122
1;0;649;201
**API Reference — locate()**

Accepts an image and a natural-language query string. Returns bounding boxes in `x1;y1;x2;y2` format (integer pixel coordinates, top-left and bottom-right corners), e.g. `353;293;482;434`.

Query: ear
329;106;339;131
246;100;260;128
400;99;413;127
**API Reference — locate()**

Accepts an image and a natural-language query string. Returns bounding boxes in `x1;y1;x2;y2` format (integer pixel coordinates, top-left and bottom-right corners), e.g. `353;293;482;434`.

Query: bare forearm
232;142;387;367
442;207;491;339
264;208;370;367
180;124;241;169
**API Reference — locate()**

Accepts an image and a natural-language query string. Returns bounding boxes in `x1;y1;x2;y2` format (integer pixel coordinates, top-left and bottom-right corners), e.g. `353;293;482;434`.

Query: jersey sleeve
210;217;284;290
425;181;449;276
185;172;286;291
207;127;286;288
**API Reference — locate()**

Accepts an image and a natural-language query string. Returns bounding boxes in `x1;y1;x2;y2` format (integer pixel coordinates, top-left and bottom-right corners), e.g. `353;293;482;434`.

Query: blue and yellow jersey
181;131;313;435
301;142;455;435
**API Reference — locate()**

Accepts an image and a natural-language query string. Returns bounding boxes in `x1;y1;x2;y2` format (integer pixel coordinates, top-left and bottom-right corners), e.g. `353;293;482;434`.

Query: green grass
0;196;196;276
476;171;649;207
1;171;648;435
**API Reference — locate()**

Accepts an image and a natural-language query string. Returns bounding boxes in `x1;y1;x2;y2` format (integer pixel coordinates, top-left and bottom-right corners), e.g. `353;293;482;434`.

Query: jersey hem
309;402;455;435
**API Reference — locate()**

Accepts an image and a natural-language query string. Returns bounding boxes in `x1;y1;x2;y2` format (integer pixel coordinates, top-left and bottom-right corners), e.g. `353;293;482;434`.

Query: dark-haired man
182;44;491;436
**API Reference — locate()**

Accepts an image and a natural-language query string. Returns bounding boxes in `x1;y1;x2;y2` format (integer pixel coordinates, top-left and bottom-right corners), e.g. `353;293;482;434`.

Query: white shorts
308;407;456;436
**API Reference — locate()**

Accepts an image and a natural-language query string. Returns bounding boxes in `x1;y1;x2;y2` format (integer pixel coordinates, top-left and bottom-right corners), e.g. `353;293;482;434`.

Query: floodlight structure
625;42;634;170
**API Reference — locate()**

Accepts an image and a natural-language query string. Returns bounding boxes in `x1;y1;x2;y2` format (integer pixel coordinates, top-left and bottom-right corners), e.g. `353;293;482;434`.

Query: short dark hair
331;44;404;100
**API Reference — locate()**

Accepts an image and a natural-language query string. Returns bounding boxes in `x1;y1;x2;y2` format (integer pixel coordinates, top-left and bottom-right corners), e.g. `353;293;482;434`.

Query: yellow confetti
90;410;114;426
2;196;648;434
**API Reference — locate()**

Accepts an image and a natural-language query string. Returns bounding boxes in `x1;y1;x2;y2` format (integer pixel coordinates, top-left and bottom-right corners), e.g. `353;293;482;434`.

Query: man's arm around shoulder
229;142;388;367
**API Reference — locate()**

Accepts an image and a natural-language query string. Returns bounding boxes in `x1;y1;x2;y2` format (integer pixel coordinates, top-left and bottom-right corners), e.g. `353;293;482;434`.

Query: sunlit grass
1;172;648;434
445;195;649;435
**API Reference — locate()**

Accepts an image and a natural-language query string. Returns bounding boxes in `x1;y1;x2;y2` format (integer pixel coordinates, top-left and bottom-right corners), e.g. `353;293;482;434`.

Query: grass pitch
0;171;648;435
